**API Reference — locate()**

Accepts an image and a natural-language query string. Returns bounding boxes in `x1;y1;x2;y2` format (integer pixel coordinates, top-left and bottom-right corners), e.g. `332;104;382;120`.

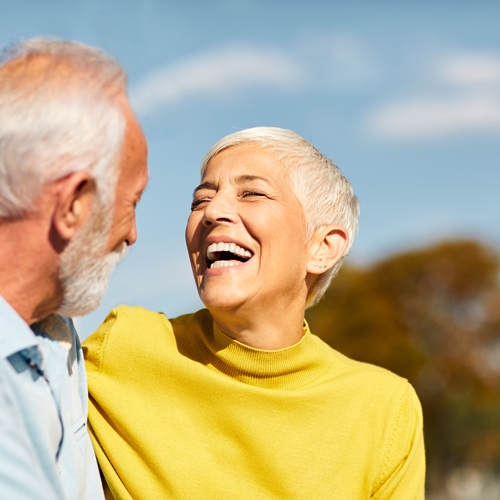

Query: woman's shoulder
83;306;206;375
87;304;203;336
84;305;172;344
310;334;415;395
310;336;423;446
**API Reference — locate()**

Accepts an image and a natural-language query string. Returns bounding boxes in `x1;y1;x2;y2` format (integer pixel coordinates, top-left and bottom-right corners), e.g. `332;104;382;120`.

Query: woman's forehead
203;143;284;181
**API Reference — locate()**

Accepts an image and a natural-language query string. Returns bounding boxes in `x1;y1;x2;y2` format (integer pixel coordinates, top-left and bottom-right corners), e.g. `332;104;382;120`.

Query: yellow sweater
84;306;425;500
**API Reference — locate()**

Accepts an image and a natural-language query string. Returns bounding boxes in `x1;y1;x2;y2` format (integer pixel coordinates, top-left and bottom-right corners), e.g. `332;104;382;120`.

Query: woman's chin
201;298;243;311
199;288;248;311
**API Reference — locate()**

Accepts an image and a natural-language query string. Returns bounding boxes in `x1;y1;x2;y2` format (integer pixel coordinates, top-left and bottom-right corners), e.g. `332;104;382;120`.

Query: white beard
56;202;127;317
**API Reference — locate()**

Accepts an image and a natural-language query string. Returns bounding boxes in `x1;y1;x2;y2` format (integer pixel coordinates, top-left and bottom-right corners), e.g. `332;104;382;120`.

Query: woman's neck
208;299;306;350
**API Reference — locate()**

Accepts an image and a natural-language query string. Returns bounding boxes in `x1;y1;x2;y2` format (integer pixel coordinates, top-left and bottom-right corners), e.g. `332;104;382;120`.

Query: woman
84;127;425;500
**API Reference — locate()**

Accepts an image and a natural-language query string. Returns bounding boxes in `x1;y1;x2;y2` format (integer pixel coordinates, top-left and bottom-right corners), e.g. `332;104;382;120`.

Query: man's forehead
117;98;148;189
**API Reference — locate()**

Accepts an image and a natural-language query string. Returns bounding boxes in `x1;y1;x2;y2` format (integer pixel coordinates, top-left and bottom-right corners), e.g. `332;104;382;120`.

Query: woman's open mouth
206;242;253;269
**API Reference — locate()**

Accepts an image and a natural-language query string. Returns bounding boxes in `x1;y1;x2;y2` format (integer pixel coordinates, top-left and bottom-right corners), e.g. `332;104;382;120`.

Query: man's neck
0;218;61;324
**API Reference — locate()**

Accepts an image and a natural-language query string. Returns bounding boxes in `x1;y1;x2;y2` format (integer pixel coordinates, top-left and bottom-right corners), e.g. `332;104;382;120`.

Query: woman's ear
52;171;96;242
306;225;349;275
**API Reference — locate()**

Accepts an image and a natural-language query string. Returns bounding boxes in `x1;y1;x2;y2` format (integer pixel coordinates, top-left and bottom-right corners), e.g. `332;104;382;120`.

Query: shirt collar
0;294;39;358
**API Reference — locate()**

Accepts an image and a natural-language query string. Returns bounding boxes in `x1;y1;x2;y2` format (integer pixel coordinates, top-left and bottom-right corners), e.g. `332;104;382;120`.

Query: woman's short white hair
0;37;127;218
200;127;360;308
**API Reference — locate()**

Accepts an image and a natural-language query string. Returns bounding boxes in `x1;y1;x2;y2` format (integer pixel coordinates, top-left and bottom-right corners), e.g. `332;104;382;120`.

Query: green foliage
306;240;500;489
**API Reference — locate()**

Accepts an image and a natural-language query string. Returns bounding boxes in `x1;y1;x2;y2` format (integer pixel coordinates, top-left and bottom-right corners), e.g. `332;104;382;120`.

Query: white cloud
366;94;500;140
130;45;302;115
365;50;500;141
439;53;500;87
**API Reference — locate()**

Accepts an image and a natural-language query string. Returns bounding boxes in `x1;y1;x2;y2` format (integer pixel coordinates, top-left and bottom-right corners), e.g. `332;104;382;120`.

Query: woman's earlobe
307;225;349;274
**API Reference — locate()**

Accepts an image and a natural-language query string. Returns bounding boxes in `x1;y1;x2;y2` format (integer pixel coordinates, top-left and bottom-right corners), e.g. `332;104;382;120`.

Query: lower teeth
210;261;242;269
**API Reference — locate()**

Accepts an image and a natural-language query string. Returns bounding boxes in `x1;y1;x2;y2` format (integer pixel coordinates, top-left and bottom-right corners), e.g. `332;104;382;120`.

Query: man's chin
56;277;108;317
57;243;128;318
57;301;102;318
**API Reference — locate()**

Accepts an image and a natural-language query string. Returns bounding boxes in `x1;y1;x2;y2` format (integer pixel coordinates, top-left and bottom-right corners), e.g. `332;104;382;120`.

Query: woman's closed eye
191;197;212;210
240;191;266;199
191;190;267;210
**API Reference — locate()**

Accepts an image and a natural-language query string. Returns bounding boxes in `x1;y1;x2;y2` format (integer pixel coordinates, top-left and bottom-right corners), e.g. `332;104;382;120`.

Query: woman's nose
202;193;238;227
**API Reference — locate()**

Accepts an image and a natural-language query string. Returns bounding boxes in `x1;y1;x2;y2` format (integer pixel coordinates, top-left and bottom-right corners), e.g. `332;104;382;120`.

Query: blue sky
1;0;499;338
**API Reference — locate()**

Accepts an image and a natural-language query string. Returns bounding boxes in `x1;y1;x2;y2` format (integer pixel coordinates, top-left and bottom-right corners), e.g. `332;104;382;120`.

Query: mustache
113;241;128;261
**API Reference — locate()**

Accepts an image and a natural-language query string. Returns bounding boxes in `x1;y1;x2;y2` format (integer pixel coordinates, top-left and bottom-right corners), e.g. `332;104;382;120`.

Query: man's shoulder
0;295;39;359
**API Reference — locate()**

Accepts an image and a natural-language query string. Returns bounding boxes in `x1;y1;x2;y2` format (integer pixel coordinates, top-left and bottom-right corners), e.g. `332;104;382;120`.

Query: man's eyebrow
137;175;150;198
193;181;216;196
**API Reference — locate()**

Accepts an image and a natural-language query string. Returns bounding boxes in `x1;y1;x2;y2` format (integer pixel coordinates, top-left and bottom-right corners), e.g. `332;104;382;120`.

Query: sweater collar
187;309;334;390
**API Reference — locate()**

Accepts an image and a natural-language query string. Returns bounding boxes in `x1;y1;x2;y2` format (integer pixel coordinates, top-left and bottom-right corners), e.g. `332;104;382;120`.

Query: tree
306;240;500;491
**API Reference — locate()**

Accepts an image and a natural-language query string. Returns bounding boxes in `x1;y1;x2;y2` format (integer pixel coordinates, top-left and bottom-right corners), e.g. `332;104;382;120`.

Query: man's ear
306;225;349;275
52;171;96;241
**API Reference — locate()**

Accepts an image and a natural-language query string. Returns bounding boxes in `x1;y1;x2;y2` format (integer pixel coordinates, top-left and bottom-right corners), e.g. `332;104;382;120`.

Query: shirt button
57;464;62;474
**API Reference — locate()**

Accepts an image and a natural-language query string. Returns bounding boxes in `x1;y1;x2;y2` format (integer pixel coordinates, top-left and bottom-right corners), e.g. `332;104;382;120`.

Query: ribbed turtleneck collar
187;309;334;390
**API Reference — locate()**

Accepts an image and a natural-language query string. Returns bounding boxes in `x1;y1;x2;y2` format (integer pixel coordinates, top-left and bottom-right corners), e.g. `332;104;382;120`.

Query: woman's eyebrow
235;175;272;186
193;181;216;196
193;176;271;196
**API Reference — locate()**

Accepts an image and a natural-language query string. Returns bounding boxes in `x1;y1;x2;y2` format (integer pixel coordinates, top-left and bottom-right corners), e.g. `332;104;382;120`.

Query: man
0;38;148;499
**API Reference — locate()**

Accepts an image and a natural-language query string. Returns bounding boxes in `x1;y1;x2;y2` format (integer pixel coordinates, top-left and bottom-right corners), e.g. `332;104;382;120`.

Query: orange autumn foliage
306;240;500;489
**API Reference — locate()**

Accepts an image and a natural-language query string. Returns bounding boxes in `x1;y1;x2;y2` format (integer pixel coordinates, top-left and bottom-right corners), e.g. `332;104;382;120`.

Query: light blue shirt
0;295;105;500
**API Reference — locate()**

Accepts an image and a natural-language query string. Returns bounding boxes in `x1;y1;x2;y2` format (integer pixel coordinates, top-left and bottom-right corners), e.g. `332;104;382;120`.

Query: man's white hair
200;127;360;308
0;37;127;218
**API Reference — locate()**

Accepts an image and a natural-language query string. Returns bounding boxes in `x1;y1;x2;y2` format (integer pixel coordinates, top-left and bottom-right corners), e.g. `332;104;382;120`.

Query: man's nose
126;216;138;246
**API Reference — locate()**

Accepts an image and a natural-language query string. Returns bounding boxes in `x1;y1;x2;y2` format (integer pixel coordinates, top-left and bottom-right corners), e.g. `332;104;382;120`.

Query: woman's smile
85;126;423;500
186;143;309;312
205;237;253;271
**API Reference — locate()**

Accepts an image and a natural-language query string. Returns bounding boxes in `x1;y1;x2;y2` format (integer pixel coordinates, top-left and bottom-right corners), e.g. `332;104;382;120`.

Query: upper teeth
206;242;252;261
